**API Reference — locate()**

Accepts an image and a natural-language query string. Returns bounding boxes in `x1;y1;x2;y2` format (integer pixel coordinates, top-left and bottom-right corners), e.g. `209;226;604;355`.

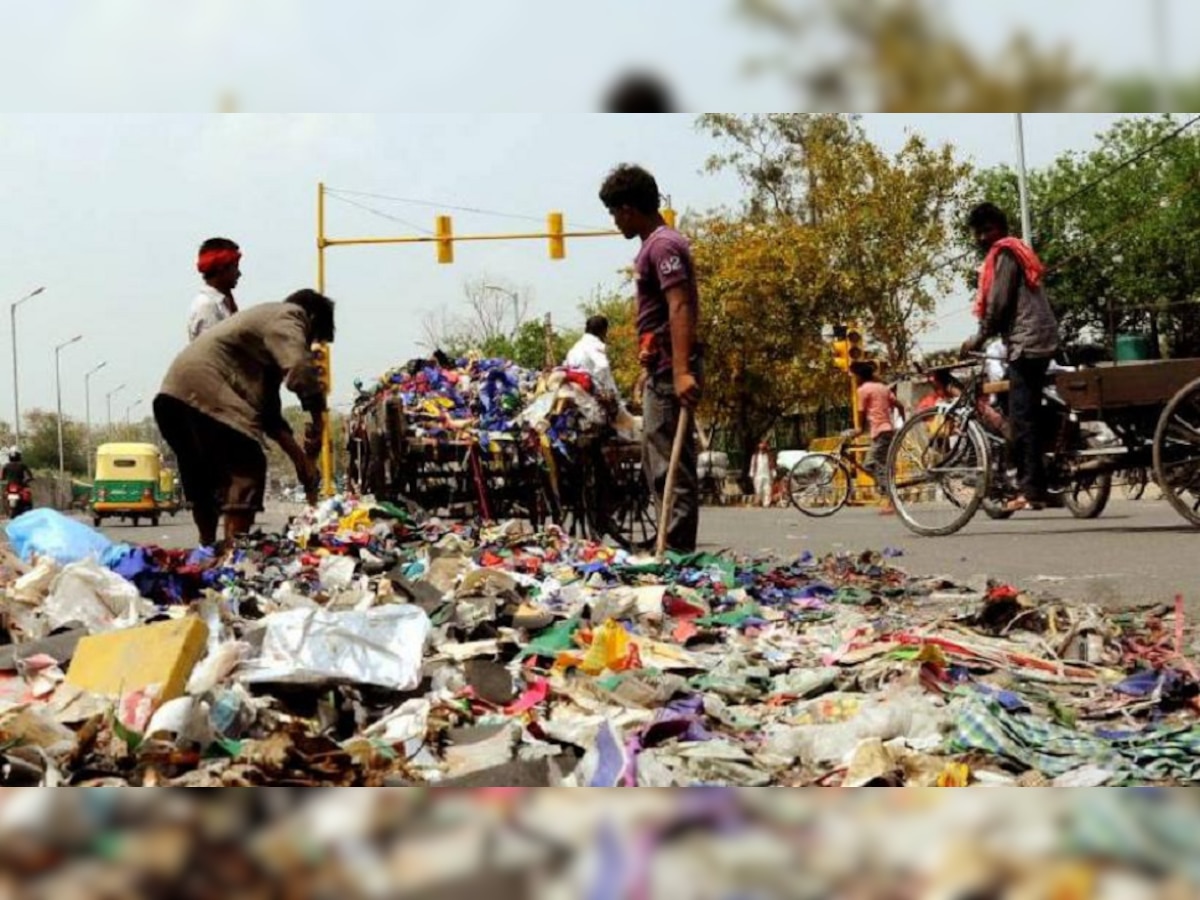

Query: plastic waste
239;605;432;690
186;641;253;695
6;510;112;565
318;556;357;592
43;560;154;634
10;557;60;605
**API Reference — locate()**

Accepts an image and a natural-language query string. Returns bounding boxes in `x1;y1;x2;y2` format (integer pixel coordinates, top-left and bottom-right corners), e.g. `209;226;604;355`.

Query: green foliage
22;410;88;475
970;115;1200;355
694;113;972;457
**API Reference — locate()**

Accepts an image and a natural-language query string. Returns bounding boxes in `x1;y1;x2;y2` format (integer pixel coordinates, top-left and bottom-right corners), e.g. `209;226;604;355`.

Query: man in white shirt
188;237;243;342
565;315;621;403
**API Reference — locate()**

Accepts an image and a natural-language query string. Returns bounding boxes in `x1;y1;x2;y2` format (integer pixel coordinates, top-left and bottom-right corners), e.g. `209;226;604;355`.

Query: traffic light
312;344;332;393
831;324;866;372
436;215;454;264
846;326;865;368
548;211;565;260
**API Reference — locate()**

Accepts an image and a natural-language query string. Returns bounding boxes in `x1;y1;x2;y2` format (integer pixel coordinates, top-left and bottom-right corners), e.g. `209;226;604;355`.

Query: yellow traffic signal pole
314;181;675;496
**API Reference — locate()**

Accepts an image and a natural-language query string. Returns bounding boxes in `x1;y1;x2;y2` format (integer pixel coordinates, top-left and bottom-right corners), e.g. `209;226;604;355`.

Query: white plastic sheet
43;560;154;634
239;605;431;690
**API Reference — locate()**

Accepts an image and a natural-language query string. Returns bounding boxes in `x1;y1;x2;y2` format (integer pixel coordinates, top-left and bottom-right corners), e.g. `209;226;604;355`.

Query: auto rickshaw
92;443;163;527
156;467;182;516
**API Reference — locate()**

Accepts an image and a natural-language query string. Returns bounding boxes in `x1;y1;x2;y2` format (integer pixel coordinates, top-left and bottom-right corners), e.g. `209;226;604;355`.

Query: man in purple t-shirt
600;163;701;552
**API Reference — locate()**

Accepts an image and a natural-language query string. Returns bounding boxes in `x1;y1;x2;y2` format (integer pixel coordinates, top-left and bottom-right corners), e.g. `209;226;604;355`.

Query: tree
700;114;971;368
23;410;88;475
691;114;971;461
690;214;847;467
736;0;1091;112
421;278;532;356
970;115;1200;355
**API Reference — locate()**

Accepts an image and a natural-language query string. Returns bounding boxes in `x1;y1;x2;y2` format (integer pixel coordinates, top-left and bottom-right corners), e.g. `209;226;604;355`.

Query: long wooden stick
656;407;693;558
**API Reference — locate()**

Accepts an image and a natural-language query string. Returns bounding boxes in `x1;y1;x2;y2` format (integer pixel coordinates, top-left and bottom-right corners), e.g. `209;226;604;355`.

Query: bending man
155;289;333;547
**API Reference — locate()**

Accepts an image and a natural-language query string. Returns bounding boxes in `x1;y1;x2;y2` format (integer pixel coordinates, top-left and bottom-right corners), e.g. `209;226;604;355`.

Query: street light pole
84;361;107;480
54;334;83;505
106;384;126;432
126;399;143;430
10;286;45;448
1014;113;1034;246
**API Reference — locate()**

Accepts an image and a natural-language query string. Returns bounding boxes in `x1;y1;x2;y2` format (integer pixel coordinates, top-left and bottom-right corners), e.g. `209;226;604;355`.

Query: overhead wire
325;192;434;235
325;187;616;233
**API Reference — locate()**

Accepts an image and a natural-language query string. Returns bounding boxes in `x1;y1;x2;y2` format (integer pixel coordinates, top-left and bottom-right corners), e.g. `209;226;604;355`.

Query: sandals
1005;496;1045;513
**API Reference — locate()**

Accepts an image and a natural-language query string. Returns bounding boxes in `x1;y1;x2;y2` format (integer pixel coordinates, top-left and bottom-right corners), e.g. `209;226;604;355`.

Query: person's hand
840;429;858;440
294;457;319;504
674;372;700;409
959;339;977;359
634;371;649;400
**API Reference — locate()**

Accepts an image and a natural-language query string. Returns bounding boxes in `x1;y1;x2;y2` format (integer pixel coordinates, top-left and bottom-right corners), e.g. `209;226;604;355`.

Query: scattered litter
0;494;1196;786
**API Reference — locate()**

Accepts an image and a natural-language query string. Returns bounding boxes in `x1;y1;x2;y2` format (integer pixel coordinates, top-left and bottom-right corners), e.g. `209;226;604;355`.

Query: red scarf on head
973;237;1045;319
197;248;242;275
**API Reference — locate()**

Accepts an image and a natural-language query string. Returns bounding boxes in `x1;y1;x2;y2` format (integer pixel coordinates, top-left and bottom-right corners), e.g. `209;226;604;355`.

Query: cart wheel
1063;472;1113;520
1154;376;1200;526
886;407;991;537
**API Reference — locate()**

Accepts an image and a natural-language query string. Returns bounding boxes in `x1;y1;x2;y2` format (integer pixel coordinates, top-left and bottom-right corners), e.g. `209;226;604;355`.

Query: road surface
93;498;1191;610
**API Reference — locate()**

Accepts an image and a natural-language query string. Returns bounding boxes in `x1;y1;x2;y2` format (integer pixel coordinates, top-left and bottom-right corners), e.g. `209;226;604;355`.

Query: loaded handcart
347;357;657;548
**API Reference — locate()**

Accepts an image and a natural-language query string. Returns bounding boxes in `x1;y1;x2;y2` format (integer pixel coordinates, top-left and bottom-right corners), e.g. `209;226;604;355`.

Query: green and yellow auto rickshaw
156;466;182;516
92;443;163;527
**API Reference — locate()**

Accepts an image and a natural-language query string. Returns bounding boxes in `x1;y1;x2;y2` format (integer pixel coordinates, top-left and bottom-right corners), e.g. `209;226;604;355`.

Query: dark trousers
1008;357;1051;501
643;375;699;553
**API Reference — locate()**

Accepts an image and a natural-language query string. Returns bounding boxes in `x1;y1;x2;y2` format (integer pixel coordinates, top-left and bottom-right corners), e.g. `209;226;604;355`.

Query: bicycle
787;438;888;517
885;358;1114;537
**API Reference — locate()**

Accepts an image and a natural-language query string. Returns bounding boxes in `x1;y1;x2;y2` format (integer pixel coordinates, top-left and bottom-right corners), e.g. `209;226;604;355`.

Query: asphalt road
92;497;1194;610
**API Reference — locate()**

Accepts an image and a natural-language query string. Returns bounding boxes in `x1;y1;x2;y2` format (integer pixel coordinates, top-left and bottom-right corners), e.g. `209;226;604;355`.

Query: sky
0;1;1195;111
0;112;1163;423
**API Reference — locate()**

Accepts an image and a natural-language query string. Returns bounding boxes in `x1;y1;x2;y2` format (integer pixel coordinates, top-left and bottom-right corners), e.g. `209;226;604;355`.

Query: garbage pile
351;356;538;444
1;506;1198;787
6;790;1200;896
349;354;627;455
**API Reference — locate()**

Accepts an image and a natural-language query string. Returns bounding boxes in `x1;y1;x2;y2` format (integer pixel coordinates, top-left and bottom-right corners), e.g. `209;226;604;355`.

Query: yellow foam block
66;618;210;703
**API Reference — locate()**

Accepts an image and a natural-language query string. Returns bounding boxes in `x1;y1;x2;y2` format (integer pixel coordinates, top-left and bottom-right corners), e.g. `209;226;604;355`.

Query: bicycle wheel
887;408;990;536
788;454;852;517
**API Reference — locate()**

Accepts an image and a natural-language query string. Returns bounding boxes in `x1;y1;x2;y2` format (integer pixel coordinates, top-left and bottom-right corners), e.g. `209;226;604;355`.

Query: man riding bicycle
960;203;1059;513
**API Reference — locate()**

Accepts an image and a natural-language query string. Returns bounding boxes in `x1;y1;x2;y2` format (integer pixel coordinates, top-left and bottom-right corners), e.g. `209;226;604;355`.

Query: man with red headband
188;237;242;342
960;203;1059;512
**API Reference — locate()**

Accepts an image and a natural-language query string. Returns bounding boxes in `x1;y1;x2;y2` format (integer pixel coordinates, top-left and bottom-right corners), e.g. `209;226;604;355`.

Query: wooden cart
349;398;658;547
1054;359;1200;525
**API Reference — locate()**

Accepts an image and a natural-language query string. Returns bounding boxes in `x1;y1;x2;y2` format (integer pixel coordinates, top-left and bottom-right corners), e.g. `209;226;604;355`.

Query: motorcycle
5;481;32;519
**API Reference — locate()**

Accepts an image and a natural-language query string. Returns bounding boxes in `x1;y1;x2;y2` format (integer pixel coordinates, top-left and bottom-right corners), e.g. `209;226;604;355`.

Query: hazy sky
1;1;1194;111
0;112;1166;420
